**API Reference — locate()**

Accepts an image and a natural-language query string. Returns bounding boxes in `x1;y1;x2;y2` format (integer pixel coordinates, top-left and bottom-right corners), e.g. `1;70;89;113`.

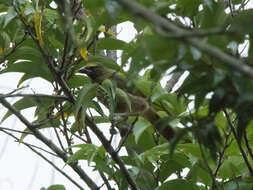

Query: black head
79;64;105;82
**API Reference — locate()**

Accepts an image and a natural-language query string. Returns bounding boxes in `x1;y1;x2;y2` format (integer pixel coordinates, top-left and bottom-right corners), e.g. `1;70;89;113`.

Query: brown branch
165;71;184;92
116;117;138;153
0;97;99;189
0;126;32;135
85;117;139;190
243;132;253;161
0;93;69;101
213;130;232;177
223;109;253;177
0;128;84;190
13;4;75;104
0;33;27;64
115;0;253;78
59;103;73;155
198;143;217;190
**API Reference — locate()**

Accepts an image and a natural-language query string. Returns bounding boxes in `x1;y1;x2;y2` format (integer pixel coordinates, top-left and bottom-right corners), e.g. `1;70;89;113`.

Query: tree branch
0;33;27;64
165;72;184;92
115;0;253;78
223;109;253;177
13;4;75;104
0;128;85;190
0;93;69;101
0;97;99;190
85;117;139;190
243;132;253;161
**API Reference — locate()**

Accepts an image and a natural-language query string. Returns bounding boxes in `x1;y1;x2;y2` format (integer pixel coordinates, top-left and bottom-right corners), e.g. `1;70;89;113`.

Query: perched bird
79;64;174;141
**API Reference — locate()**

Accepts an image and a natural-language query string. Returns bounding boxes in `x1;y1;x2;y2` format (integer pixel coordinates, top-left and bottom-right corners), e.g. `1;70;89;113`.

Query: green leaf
87;55;120;70
0;61;52;83
115;88;131;113
90;100;106;117
218;156;245;178
186;162;212;186
0;31;10;49
140;143;170;165
133;118;150;144
159;153;191;182
97;38;129;50
156;179;199;190
223;181;252;190
124;130;156;153
7;46;42;63
67;144;105;166
74;83;98;132
47;184;66;190
214;111;227;130
177;143;201;159
230;10;253;34
1;95;55;123
67;75;90;88
174;0;201;18
3;6;17;28
154;93;187;116
101;79;116;114
93;116;109;123
200;2;226;28
19;118;60;142
75;83;98;116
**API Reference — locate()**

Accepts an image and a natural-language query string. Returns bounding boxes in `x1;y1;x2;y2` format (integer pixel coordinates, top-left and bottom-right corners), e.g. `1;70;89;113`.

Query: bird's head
79;63;108;83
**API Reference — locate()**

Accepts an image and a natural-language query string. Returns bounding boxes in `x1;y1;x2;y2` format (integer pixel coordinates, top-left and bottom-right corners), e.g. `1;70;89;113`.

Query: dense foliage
1;0;253;189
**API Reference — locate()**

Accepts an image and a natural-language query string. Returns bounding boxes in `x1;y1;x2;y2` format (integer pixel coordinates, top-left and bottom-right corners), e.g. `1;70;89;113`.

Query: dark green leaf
133;118;150;144
156;179;199;190
97;38;129;50
47;184;66;190
74;83;98;132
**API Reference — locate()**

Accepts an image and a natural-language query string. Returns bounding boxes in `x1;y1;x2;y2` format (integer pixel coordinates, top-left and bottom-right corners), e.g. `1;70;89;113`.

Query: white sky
0;21;137;190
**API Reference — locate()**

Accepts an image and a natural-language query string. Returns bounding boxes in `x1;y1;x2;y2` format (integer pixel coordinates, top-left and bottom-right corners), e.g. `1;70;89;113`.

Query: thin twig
59;103;73;155
53;127;66;153
0;128;85;190
198;144;217;190
223;109;253;177
5;85;29;95
0;93;69;101
213;130;232;177
13;4;75;104
0;33;27;64
85;117;139;190
61;33;69;70
228;0;234;17
0;126;32;135
243;132;253;161
67;128;88;143
99;171;112;190
0;97;98;189
115;0;253;78
116;117;138;153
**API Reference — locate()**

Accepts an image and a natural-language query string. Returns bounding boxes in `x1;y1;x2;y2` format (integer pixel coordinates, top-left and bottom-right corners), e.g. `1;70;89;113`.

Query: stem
223;109;253;177
0;128;85;190
243;132;253;161
115;0;253;78
0;97;99;189
86;117;139;190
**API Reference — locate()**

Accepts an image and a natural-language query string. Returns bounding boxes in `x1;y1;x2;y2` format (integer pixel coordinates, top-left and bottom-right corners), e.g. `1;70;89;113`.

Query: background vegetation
0;0;253;189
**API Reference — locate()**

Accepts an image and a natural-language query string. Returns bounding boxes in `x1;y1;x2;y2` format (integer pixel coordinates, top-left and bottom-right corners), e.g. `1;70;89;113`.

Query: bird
79;64;174;141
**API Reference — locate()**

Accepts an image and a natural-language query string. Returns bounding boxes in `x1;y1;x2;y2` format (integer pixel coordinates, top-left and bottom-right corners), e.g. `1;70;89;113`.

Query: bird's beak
79;67;89;74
